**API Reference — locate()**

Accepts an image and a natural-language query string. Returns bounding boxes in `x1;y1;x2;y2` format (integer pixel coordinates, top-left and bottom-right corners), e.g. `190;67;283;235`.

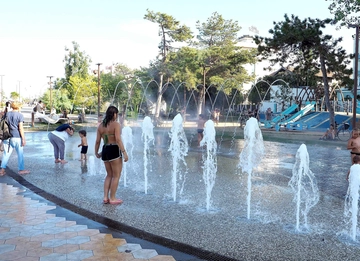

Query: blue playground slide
279;103;315;125
264;103;298;128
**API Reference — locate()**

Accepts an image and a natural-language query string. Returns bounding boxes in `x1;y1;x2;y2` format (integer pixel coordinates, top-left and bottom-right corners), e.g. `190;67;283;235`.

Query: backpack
0;114;12;141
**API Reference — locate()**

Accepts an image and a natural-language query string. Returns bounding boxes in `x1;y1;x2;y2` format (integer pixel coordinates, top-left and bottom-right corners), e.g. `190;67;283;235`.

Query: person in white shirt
47;123;74;164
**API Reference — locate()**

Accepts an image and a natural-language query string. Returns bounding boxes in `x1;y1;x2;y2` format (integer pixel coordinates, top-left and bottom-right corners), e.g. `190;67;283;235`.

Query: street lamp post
96;63;102;119
47;76;53;110
350;25;359;128
18;81;22;102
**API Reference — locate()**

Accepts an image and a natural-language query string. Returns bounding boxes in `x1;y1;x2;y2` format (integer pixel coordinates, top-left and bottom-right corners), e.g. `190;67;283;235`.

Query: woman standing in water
95;106;128;205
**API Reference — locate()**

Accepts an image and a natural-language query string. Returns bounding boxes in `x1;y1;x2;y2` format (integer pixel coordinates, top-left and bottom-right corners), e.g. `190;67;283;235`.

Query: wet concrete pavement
1;125;359;260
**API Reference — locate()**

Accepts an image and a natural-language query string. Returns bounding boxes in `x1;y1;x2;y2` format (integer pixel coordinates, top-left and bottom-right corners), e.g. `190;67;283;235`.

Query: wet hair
79;130;87;136
38;100;42;103
103;106;119;127
354;155;360;164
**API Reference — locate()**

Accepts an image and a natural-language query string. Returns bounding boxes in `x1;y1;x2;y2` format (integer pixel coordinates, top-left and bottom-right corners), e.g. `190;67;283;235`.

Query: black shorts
101;144;122;162
197;129;204;134
81;146;88;154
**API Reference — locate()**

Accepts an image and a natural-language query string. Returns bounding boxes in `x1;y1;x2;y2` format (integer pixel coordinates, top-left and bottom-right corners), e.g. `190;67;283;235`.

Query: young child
347;155;360;181
320;124;335;140
347;128;360;164
78;130;88;161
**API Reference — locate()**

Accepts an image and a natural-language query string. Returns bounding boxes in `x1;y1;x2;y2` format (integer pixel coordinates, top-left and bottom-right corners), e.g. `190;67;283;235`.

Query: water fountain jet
141;116;154;194
289;144;319;232
345;164;360;240
238;117;264;219
200;119;217;211
169;114;188;202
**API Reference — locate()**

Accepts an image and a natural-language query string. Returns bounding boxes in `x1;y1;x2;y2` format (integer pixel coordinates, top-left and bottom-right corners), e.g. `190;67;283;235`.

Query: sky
0;0;356;99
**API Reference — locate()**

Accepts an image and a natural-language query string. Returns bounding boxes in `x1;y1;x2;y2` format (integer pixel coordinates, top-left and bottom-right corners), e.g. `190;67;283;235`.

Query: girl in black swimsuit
95;106;128;205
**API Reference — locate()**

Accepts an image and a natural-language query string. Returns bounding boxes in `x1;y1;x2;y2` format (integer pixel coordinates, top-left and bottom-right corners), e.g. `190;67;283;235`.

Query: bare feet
55;159;61;163
109;199;123;205
60;160;68;164
18;170;30;175
0;169;5;176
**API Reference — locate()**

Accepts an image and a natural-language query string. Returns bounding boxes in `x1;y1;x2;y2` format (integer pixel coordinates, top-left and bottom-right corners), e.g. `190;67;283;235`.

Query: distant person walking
0;101;30;176
95;106;128;205
31;100;45;127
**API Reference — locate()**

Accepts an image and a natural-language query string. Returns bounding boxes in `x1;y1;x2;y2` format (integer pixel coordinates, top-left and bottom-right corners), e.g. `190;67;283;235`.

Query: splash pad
17;117;360;260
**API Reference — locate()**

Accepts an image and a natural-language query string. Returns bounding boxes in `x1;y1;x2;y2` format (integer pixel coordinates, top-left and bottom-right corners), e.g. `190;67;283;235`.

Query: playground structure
243;80;358;131
34;112;69;131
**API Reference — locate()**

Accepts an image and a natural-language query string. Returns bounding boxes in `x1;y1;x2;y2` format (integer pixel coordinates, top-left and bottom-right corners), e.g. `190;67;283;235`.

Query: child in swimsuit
197;114;206;146
78;130;88;161
347;129;360;164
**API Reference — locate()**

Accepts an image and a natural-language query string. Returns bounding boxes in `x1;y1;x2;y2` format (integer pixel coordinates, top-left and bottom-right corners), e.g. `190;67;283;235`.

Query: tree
10;92;19;101
254;14;353;127
100;63;143;116
63;41;92;83
327;0;360;26
40;89;72;113
193;12;256;114
69;75;97;113
327;0;360;127
144;9;193;119
274;84;293;111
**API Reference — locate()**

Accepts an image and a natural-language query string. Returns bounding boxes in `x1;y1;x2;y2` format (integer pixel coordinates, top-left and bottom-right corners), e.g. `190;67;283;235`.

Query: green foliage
195;12;241;47
144;9;193;117
167;47;199;87
99;64;145;115
254;14;353;125
193;12;256;93
63;41;92;82
69;75;97;111
144;9;193;62
10;92;19;101
40;88;72;112
327;0;360;26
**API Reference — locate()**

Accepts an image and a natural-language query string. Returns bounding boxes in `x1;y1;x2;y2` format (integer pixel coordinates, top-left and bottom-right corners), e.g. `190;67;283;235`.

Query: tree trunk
319;54;335;127
198;85;204;115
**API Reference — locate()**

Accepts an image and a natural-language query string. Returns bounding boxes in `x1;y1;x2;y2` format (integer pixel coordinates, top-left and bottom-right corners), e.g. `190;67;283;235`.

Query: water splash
238;117;265;219
122;126;134;187
168;113;189;202
200;120;217;211
345;164;360;241
141;116;154;194
88;155;95;176
289;144;319;232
